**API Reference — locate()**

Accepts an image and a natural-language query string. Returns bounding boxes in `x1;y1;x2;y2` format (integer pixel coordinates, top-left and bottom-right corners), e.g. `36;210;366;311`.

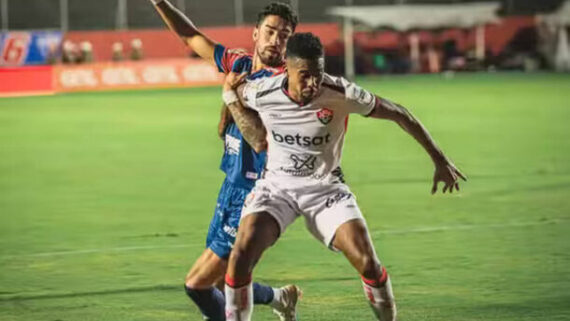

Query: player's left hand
431;160;466;194
223;71;248;92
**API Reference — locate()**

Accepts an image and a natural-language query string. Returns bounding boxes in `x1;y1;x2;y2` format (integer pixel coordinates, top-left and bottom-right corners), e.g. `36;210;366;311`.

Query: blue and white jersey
213;44;285;188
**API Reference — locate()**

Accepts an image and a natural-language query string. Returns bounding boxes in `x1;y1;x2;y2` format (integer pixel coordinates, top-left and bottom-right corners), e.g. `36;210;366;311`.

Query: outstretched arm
221;73;267;153
150;0;216;64
368;97;466;194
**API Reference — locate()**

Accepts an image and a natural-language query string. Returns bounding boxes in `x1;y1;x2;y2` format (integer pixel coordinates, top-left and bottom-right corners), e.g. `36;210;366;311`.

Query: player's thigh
236;179;298;256
233;211;281;258
205;180;249;262
303;183;365;249
205;179;232;249
333;218;384;280
227;211;282;279
185;248;228;289
332;218;377;263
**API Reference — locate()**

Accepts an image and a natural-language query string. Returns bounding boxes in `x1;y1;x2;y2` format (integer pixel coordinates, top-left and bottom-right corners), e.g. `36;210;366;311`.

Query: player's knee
183;283;201;300
229;229;264;271
184;281;195;293
185;271;205;289
227;248;256;282
234;219;269;253
230;233;256;266
228;213;278;274
185;266;217;289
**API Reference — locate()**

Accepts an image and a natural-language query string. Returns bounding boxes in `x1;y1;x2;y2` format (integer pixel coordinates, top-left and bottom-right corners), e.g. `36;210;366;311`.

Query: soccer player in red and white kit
221;33;467;320
150;1;301;320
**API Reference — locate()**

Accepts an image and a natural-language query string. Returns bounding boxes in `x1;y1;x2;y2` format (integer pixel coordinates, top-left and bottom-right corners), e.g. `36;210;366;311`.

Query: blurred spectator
354;45;374;74
46;42;59;65
448;56;467;70
393;39;412;74
537;22;557;69
464;46;482;71
62;40;78;64
427;44;441;73
372;52;387;73
112;42;125;62
130;38;144;61
442;40;466;71
408;33;421;73
78;41;94;64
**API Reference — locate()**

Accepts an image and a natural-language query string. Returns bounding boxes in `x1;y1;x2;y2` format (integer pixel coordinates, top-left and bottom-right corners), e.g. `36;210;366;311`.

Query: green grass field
1;73;569;321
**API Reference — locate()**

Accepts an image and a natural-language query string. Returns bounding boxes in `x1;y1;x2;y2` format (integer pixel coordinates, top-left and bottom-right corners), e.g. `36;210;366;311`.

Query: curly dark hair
256;2;298;32
286;32;323;60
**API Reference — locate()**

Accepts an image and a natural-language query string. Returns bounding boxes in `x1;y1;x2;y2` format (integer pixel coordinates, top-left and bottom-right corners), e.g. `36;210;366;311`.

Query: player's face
287;56;325;103
253;15;293;67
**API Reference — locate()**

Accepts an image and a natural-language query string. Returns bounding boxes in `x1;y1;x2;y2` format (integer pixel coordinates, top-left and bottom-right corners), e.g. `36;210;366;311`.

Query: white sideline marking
1;219;565;260
0;244;195;259
370;219;566;237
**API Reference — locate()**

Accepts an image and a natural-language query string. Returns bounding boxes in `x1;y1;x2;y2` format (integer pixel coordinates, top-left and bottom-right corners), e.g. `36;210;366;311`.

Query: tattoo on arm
225;101;267;153
222;85;267;152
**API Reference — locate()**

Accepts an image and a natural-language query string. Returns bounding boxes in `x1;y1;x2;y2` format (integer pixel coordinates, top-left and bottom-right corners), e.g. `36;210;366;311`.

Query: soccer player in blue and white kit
221;33;467;320
150;1;301;320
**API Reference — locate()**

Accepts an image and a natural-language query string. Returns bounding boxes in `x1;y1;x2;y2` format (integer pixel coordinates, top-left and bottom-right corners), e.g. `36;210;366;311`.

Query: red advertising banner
0;65;54;97
53;58;223;92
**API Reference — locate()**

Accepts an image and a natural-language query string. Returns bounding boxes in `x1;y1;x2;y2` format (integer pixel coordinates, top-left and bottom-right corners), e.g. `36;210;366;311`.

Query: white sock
361;276;396;321
225;282;253;321
269;287;282;308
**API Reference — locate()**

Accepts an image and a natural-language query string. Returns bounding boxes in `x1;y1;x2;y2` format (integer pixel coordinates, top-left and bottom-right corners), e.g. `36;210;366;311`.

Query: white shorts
241;177;365;250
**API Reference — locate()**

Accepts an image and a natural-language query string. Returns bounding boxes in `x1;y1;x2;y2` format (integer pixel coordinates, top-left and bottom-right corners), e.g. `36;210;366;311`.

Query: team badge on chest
316;108;334;125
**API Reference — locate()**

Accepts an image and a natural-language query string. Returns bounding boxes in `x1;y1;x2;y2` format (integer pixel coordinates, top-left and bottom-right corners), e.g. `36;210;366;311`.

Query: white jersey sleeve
241;79;261;111
324;75;376;116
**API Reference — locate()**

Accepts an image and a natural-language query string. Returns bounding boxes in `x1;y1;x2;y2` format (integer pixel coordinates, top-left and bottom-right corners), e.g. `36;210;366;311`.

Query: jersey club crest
316;108;334;125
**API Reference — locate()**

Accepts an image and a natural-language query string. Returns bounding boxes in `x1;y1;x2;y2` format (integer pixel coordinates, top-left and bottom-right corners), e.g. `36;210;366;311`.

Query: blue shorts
206;178;252;259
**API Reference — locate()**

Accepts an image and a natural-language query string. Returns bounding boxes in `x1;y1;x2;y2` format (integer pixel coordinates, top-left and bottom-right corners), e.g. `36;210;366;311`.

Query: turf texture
0;72;569;320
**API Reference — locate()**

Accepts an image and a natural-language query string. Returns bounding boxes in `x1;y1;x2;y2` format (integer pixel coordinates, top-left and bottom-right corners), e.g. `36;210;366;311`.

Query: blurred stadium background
1;1;569;320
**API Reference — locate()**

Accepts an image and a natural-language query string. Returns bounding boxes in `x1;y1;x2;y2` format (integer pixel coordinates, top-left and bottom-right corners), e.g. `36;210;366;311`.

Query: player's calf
225;213;280;321
183;249;228;320
185;285;226;321
225;274;253;321
355;253;384;280
332;220;397;320
227;213;279;279
349;250;397;320
361;266;397;321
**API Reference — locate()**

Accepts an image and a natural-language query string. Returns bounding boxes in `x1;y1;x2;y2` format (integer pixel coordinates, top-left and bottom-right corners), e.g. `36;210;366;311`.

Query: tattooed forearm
225;102;267;153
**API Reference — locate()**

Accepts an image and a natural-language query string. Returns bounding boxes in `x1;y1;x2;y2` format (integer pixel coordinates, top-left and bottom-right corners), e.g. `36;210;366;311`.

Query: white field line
1;219;566;260
0;244;195;260
370;218;566;237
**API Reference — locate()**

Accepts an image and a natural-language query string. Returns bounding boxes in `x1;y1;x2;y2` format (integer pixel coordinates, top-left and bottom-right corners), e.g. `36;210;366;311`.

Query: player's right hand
431;160;466;194
223;71;248;92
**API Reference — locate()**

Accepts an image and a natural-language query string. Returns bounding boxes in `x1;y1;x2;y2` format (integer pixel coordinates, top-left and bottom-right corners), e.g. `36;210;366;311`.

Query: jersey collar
281;77;312;107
